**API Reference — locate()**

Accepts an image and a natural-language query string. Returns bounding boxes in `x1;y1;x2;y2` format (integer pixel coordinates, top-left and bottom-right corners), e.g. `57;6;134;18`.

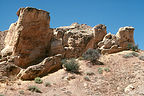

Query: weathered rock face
0;31;8;55
0;62;21;82
50;23;107;58
2;7;53;68
116;26;134;48
86;24;107;50
98;26;135;54
20;54;62;80
93;24;107;43
50;23;94;58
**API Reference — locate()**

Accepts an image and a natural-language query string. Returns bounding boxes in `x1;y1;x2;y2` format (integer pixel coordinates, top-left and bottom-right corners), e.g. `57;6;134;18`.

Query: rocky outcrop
1;7;53;68
85;24;107;51
116;26;134;48
0;7;136;80
50;23;93;58
0;31;8;55
93;24;107;44
98;26;135;54
50;23;107;58
19;54;62;80
0;62;21;82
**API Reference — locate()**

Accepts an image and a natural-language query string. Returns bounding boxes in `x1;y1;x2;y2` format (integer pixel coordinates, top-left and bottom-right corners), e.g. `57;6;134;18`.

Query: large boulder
19;54;62;80
116;26;134;48
98;26;135;54
2;7;53;68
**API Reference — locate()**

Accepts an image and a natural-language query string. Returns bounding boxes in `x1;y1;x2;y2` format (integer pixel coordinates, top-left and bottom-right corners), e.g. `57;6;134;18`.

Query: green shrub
0;95;4;96
62;59;79;73
34;77;43;84
19;90;24;94
104;68;110;72
123;52;139;58
131;52;139;57
84;76;90;81
27;85;42;93
127;43;138;51
78;56;84;60
139;54;144;61
86;71;95;75
45;82;51;87
82;48;100;63
98;67;103;74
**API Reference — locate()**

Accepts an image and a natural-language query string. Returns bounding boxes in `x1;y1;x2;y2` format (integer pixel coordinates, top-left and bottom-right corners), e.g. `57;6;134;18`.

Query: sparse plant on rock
82;48;100;63
84;76;90;81
0;94;4;96
27;85;42;93
19;90;24;94
45;82;51;87
127;43;139;51
104;68;110;72
86;71;95;75
62;58;79;73
98;67;103;74
34;77;43;84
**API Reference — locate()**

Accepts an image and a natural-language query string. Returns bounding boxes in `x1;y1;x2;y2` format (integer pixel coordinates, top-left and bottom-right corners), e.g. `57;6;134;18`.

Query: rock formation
50;23;107;58
1;7;53;68
0;61;21;82
0;31;8;55
0;7;135;80
19;54;62;80
98;26;135;54
50;23;93;58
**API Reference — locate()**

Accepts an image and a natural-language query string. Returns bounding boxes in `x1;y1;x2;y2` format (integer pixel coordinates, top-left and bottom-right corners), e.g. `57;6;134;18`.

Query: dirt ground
0;50;144;96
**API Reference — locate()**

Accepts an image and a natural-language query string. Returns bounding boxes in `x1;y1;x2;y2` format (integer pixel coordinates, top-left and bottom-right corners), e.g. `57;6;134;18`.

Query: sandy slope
0;50;144;96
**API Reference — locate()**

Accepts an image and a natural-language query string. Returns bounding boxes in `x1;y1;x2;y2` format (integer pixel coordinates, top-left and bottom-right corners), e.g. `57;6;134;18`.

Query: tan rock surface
50;23;107;58
20;54;62;80
2;7;53;68
0;62;21;82
50;23;94;58
0;30;8;55
98;26;135;54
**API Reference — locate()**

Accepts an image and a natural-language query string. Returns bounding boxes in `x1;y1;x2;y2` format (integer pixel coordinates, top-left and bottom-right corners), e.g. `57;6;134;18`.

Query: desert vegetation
82;48;100;64
61;58;79;73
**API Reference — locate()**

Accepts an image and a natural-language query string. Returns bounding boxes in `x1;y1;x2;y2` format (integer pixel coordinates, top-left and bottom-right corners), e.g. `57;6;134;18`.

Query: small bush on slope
82;48;100;63
98;67;110;74
34;77;43;84
62;58;79;73
139;53;144;61
84;76;90;81
19;90;24;95
27;85;42;93
123;52;139;58
45;82;51;87
98;67;103;74
127;43;139;51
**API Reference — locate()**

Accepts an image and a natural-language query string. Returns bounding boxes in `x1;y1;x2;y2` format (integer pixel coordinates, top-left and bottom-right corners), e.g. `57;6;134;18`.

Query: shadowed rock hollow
0;7;135;80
